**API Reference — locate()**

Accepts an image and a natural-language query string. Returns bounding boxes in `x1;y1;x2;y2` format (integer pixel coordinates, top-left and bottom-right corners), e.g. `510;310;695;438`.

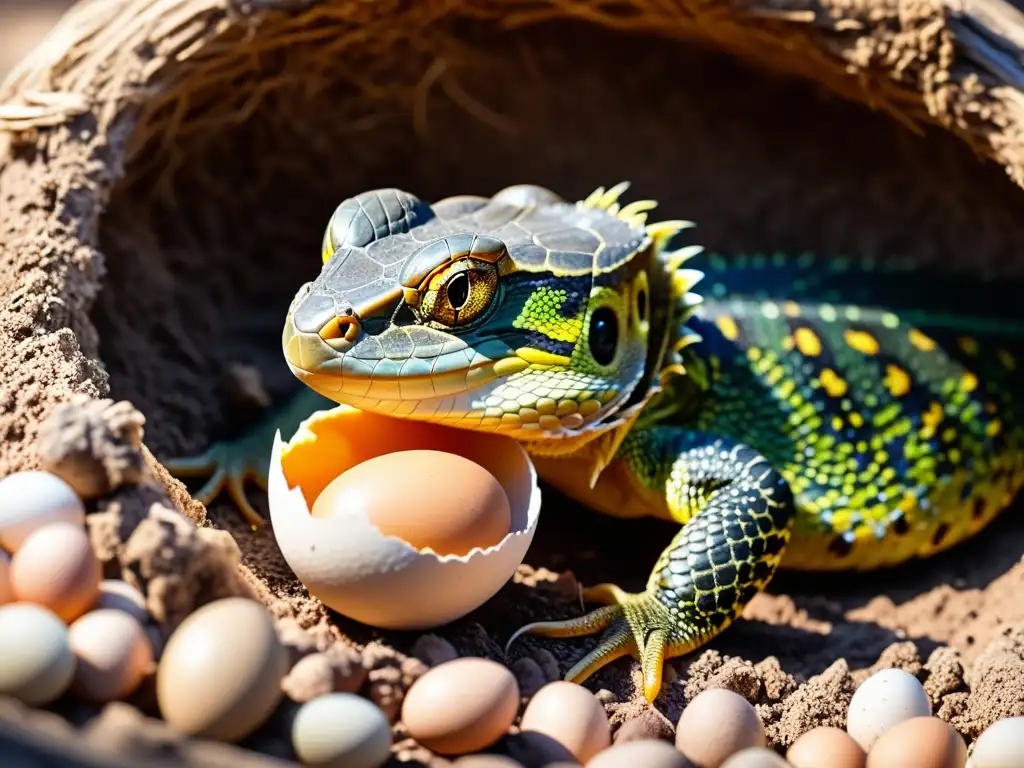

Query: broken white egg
268;405;541;630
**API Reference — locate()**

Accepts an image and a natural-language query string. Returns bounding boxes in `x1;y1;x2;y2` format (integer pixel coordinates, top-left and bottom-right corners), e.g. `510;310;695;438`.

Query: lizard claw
506;583;685;703
163;442;270;530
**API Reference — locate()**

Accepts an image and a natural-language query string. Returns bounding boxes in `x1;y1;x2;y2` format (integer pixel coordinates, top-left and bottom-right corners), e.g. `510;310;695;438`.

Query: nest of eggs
3;0;1024;764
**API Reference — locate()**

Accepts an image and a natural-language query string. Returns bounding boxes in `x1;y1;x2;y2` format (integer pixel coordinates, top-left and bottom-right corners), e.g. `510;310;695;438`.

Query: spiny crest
578;181;659;230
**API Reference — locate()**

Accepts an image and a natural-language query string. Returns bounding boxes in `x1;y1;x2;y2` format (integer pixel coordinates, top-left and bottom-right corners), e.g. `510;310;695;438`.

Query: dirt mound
3;0;1024;764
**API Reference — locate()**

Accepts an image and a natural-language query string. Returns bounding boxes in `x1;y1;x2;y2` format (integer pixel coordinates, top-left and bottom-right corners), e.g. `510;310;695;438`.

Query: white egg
268;405;541;630
0;471;86;551
846;667;931;751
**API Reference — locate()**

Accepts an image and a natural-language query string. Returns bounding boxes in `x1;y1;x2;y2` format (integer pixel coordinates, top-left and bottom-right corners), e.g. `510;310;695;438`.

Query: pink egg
69;609;154;702
11;522;101;623
0;551;12;606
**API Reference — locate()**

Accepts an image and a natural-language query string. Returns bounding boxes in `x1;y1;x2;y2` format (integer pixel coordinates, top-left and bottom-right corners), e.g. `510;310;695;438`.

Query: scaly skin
164;184;1024;703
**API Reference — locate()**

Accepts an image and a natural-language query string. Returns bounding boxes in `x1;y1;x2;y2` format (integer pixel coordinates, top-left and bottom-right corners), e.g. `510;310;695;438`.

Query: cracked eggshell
268;405;541;630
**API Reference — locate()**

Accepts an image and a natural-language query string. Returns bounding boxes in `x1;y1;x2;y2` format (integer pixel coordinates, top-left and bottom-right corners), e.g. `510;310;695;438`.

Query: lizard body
165;184;1024;702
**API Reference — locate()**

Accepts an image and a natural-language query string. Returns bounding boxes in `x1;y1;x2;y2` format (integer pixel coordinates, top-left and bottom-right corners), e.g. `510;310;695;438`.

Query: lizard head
282;184;701;453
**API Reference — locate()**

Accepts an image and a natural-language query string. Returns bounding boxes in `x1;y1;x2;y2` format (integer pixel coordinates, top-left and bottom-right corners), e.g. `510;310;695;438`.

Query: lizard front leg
507;426;796;702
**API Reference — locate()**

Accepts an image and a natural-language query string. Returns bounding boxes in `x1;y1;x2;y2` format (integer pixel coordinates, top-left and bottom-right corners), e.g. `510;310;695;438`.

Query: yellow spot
958;336;979;356
961;371;978;393
998;349;1017;370
794;327;822;357
819;368;848;397
849;412;864;428
515;348;571;366
883;364;912;397
844;329;879;356
783;301;801;317
831;416;844;431
715;315;739;340
987;420;1003;438
747;348;762;362
923;402;944;429
908;329;936;351
782;336;794;352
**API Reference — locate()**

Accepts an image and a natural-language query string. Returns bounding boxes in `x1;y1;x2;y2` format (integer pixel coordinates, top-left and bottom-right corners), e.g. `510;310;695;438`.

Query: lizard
163;182;1024;703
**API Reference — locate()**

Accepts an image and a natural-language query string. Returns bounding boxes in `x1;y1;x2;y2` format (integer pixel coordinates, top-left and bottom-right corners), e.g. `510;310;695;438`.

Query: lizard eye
419;259;498;327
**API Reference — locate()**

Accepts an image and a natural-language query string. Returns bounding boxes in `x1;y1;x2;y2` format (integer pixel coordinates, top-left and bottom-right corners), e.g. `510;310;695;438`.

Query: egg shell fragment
675;688;767;768
69;609;154;702
787;726;865;768
156;597;288;742
586;739;695;767
519;680;612;764
0;602;76;706
967;717;1024;768
0;471;86;552
401;657;520;755
292;693;392;768
10;521;101;623
846;668;931;751
269;406;541;630
866;716;966;768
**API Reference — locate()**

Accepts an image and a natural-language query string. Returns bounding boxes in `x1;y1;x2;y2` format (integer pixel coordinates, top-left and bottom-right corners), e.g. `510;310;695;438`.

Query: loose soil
2;1;1024;765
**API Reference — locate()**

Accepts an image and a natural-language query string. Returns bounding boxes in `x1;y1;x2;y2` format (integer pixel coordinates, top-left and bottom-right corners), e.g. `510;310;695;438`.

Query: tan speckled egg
846;668;931;751
675;688;767;768
519;681;611;764
0;602;76;705
10;521;101;623
586;739;695;767
787;726;865;768
968;717;1024;768
720;747;791;767
156;597;289;742
69;609;154;702
866;717;966;768
401;657;519;755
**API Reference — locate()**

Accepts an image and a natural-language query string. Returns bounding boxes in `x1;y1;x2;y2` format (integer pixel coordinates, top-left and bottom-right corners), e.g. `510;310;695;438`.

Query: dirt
3;0;1024;765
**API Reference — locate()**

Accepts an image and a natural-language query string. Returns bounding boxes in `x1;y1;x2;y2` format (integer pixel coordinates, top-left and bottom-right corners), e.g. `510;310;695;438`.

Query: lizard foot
162;440;270;529
506;582;697;703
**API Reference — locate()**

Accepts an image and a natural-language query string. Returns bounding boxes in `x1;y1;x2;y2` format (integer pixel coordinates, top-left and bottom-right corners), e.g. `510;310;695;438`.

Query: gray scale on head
298;183;649;337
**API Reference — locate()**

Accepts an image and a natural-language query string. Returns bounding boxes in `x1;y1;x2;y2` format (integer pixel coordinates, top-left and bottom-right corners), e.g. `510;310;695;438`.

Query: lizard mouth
282;310;506;404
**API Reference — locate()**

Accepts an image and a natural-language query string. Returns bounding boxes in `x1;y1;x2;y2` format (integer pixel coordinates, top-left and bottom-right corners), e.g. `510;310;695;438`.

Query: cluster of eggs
0;470;154;705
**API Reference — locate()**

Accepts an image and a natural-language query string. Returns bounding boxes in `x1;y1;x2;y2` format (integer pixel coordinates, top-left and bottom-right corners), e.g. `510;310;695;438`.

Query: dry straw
1;0;1024;189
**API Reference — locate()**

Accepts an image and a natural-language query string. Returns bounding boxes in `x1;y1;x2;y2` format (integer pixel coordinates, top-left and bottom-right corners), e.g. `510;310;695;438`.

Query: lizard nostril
319;315;361;343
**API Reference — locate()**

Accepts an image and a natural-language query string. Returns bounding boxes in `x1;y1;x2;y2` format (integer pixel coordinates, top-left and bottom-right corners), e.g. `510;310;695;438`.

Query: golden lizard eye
419;259;498;327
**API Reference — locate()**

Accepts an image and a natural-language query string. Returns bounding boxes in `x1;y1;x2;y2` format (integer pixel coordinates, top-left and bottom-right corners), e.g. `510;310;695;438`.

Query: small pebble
402;657;519;755
787;726;865;768
94;580;149;623
69;609;154;702
519;681;611;764
10;522;102;623
968;717;1024;768
720;747;791;768
675;688;766;768
157;597;289;742
412;633;458;667
0;603;76;705
586;739;695;767
0;471;86;551
846;668;931;751
292;692;392;768
866;716;966;768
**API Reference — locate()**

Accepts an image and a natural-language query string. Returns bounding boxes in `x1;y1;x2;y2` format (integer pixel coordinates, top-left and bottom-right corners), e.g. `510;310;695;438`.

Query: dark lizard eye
588;307;619;365
446;272;470;311
636;288;648;323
